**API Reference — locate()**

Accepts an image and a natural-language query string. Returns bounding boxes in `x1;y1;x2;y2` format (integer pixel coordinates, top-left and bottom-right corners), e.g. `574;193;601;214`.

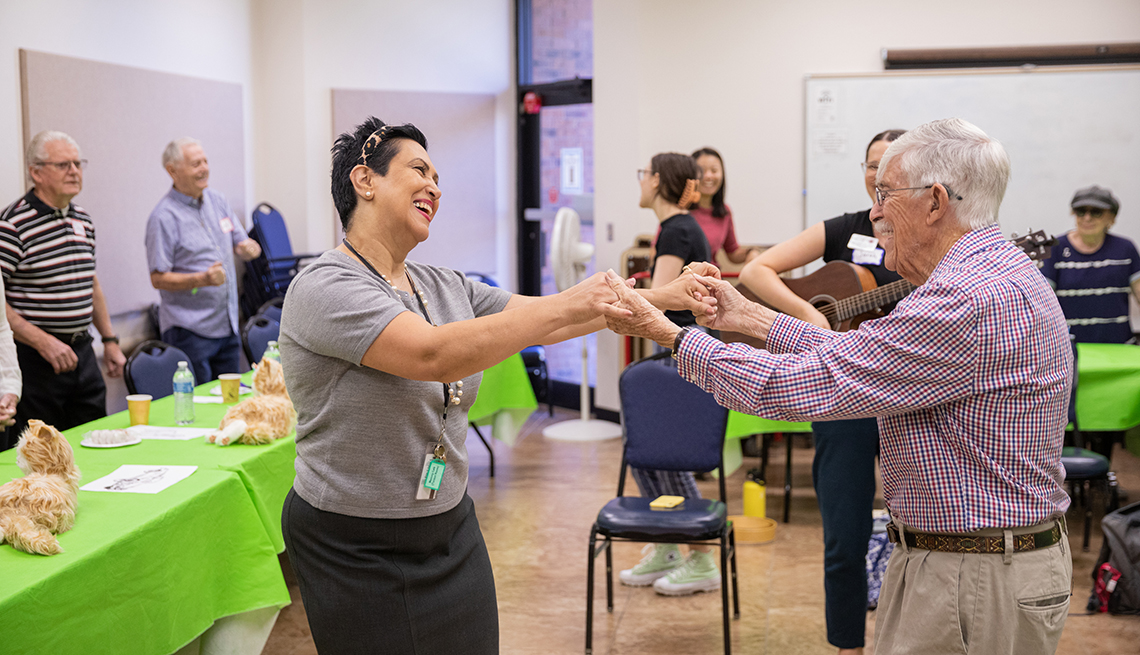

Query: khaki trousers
875;519;1072;655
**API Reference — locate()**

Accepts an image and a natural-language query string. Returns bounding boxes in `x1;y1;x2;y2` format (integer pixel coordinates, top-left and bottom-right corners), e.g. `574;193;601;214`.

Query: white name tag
219;217;234;233
852;248;884;266
847;233;878;250
71;220;86;238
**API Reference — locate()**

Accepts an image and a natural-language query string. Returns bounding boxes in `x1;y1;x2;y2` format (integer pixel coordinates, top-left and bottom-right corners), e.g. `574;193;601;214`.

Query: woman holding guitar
737;129;906;655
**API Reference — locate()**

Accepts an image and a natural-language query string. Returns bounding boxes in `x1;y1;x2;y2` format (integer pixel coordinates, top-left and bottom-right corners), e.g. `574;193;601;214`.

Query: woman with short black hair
279;118;712;654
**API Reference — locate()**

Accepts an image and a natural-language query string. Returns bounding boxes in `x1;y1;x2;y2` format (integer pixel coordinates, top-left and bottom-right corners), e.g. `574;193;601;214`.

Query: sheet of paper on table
80;465;198;494
126;425;214;440
193;396;224;404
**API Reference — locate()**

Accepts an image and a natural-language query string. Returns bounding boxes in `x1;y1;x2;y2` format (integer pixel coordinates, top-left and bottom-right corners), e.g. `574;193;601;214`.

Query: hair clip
360;125;394;167
678;179;699;209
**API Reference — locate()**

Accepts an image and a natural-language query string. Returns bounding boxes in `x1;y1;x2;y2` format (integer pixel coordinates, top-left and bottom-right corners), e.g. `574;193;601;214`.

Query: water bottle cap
267;341;278;347
178;361;188;367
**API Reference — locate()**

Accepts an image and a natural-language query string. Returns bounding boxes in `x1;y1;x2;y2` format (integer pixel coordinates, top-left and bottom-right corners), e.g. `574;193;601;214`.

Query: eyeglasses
35;159;87;172
1073;207;1109;219
874;184;961;207
637;169;653;181
860;161;879;173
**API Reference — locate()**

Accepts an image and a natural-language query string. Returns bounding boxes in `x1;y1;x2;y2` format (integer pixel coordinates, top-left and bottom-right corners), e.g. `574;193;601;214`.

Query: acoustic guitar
722;230;1056;346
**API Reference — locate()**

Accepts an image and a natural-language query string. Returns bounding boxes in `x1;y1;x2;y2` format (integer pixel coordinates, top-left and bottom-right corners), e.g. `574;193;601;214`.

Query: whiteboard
804;67;1140;243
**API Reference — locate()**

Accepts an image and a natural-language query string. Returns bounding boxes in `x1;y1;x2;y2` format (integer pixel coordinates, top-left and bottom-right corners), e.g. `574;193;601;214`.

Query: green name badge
424;458;446;491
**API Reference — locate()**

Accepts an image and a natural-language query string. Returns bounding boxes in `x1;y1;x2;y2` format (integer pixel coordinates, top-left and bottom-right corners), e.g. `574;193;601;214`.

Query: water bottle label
174;381;194;394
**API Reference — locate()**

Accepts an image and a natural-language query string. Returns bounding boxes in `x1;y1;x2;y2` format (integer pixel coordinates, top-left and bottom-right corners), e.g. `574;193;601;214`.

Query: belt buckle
886;523;900;544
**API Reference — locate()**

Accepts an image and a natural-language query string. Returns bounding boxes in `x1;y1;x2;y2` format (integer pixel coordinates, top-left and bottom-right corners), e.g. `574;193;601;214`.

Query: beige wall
0;0;254;215
250;0;517;286
593;0;1140;411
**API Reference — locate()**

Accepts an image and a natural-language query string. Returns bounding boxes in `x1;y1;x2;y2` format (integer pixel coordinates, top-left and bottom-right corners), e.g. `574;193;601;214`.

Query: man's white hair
26;131;81;183
162;137;201;169
878;118;1010;231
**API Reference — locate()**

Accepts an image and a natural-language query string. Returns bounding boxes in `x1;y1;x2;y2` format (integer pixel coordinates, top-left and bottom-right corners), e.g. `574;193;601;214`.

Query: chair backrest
252;203;297;270
124;340;192;399
257;296;284;323
619;352;729;474
242;313;280;364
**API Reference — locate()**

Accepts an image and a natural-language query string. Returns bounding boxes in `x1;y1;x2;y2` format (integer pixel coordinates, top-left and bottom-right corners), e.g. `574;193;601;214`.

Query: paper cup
219;374;242;403
126;394;152;426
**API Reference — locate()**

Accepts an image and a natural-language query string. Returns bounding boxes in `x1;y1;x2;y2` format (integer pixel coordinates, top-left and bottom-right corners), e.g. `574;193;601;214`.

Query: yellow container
743;480;766;518
728;515;777;544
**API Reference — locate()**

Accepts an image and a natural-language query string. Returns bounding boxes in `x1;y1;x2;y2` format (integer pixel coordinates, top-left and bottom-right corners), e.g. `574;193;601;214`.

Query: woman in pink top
691;147;758;265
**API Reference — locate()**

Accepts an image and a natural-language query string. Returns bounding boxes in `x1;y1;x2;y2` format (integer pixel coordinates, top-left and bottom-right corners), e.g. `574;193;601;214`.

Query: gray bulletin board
20;49;246;316
804;66;1140;242
331;89;497;275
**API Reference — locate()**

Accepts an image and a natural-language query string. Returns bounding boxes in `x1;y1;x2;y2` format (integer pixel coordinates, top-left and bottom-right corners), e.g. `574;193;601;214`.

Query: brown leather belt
886;521;1063;554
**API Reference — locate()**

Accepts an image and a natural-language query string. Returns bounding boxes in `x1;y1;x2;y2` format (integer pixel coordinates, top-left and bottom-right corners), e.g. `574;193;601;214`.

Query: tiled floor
262;410;1140;654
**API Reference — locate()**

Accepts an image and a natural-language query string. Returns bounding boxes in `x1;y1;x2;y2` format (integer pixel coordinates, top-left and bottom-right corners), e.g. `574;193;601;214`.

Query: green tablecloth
468;353;539;447
0;463;288;655
1075;343;1140;432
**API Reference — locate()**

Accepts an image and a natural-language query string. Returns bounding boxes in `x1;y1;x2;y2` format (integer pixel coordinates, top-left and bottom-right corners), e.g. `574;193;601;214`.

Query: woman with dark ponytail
619;152;721;596
639;153;713;328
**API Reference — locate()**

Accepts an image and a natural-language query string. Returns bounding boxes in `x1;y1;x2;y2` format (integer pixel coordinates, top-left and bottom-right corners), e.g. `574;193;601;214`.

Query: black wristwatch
671;327;691;358
101;335;120;345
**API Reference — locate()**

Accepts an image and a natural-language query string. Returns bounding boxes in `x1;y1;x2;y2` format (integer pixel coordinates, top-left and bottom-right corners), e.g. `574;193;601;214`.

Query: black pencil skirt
282;489;499;654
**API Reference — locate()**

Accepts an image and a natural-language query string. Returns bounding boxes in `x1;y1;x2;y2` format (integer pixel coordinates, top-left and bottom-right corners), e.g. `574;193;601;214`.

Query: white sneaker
619;544;683;586
653;550;721;596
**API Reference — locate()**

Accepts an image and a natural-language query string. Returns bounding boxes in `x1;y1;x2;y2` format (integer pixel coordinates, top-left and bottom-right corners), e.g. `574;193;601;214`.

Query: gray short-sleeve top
279;249;511;519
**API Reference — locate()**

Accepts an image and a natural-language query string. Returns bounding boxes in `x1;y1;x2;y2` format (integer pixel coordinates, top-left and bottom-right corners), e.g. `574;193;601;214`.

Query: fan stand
541;334;623;442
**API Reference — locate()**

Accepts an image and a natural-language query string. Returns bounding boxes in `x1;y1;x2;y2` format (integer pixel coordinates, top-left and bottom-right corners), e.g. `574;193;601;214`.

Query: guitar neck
832;277;916;322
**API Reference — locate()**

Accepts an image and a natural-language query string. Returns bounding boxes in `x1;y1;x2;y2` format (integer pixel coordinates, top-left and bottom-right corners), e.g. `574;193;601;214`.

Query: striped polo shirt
1039;233;1140;343
0;189;96;334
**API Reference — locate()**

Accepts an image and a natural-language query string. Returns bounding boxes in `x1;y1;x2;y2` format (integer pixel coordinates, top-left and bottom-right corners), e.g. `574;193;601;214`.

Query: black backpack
1087;500;1140;614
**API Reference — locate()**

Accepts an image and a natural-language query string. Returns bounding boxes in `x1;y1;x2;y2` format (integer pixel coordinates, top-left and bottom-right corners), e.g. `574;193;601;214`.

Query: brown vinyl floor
262;409;1140;654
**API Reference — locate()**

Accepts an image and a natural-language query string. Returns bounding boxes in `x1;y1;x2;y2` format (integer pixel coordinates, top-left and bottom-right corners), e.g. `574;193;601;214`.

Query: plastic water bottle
173;361;196;426
262;340;281;364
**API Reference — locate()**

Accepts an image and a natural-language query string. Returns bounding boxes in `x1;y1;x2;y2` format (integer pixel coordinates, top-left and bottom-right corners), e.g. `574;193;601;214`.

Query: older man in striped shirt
605;118;1072;655
0;131;126;449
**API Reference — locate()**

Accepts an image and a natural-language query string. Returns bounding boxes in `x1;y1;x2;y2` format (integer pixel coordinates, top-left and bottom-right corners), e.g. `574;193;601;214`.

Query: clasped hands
601;263;772;348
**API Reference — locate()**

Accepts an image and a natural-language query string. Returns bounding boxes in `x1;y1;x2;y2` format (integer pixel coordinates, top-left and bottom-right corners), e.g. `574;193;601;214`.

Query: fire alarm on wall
522;91;542;114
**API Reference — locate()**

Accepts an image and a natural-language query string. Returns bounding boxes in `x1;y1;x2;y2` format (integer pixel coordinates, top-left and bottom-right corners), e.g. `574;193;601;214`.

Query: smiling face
863;139;890;201
29;140;83;208
696;153;723;199
168;143;210;199
372;139;441;243
869;159;929;280
1072;205;1115;241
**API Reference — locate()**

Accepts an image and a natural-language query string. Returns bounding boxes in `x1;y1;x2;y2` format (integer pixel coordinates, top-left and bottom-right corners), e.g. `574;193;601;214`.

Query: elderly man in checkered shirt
604;118;1073;655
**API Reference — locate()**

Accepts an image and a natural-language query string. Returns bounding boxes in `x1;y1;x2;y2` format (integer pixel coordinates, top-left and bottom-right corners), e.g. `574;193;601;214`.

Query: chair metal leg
605;537;614;612
586;528;597;655
759;434;771;481
720;536;732;655
1082;481;1092;551
729;528;740;619
470;423;494;478
784;434;793;523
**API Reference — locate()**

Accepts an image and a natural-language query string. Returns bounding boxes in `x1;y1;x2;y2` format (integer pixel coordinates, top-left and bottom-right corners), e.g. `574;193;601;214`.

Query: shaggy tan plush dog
0;420;81;555
207;358;297;446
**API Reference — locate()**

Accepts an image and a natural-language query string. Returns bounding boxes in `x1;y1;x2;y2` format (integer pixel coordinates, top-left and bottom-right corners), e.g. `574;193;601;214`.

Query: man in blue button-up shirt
145;138;261;383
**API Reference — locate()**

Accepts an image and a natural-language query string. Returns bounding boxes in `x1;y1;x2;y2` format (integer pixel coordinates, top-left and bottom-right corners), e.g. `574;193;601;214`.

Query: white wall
250;0;516;285
593;0;1140;411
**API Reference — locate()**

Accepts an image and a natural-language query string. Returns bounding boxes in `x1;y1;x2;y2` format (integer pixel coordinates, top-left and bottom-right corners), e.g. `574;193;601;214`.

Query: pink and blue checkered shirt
678;224;1072;533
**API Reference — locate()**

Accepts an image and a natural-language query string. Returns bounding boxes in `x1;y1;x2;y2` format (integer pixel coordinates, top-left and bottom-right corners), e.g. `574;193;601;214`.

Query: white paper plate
80;436;143;448
209;385;252;396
